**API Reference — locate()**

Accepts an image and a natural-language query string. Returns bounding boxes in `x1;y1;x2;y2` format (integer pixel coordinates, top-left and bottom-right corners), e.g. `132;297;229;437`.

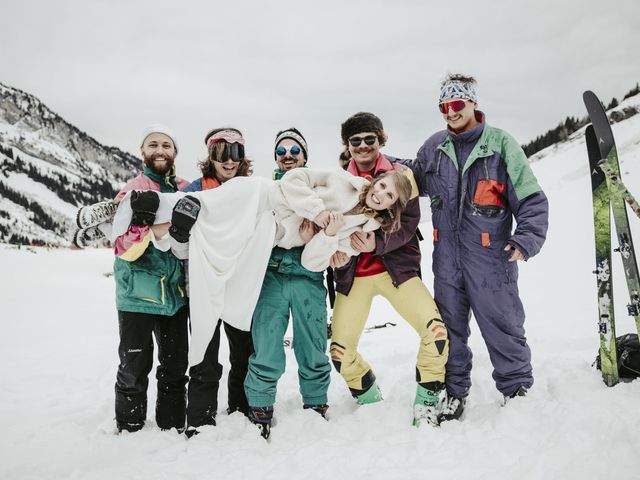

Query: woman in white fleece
270;166;413;270
108;167;413;371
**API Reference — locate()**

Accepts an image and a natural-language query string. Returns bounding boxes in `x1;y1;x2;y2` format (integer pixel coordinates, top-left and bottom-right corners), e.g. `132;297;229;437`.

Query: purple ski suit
407;115;548;398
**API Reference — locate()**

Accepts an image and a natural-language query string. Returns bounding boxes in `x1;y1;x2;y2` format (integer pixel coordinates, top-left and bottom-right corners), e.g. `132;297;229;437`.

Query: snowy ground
3;105;640;479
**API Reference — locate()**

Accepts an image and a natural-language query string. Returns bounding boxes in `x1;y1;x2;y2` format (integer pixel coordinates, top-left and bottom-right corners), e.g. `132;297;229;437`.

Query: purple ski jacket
407;118;548;277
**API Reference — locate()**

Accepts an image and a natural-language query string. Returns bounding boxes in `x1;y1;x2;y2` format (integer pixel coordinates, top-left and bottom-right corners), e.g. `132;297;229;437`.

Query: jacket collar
347;153;393;177
143;165;178;192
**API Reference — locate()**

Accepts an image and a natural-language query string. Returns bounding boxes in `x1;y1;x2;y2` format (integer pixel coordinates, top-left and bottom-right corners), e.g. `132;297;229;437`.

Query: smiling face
213;157;239;182
209;141;241;182
348;131;380;171
140;133;176;175
275;139;306;171
365;174;399;211
441;98;478;133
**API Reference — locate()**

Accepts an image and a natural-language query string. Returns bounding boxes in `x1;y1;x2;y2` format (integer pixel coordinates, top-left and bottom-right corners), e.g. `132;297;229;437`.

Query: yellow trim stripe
120;231;152;262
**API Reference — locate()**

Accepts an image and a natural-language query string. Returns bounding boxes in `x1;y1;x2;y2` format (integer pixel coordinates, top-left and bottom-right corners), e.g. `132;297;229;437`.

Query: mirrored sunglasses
439;99;467;114
275;145;302;157
348;135;378;147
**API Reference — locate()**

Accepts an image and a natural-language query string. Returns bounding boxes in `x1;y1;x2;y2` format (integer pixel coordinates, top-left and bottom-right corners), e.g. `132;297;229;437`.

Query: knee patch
329;341;345;372
426;318;448;355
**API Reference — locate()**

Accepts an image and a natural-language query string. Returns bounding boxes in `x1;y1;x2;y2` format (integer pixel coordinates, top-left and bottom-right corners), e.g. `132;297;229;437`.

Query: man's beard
143;152;175;175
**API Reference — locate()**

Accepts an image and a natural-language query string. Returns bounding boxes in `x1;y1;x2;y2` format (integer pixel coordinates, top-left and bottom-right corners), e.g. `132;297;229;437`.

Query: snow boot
184;416;216;439
356;382;383;405
439;392;465;423
76;200;118;229
117;421;144;433
303;403;329;419
73;225;107;248
503;385;528;405
249;406;273;440
413;383;443;427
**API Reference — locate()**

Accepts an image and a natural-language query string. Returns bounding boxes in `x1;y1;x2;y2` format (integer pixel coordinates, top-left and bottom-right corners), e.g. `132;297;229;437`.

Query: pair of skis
585;90;640;386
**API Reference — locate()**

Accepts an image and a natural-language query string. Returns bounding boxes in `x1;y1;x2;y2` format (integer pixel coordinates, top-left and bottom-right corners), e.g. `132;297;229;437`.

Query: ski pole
364;322;397;333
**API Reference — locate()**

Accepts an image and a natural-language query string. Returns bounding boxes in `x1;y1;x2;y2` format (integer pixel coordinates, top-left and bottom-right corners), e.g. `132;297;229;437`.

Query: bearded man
111;124;191;433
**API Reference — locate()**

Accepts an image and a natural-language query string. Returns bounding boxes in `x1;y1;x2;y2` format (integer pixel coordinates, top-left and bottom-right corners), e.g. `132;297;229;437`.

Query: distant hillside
522;83;640;157
0;83;140;246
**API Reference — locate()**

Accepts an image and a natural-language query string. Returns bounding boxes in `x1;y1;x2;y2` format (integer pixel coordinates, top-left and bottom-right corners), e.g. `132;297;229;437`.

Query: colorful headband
439;80;478;103
207;129;245;146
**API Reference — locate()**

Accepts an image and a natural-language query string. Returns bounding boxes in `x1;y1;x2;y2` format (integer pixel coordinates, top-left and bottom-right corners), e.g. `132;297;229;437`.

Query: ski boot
502;385;528;406
438;392;466;423
413;383;443;427
249;406;273;440
76;200;118;229
303;403;329;419
73;225;107;248
355;382;383;405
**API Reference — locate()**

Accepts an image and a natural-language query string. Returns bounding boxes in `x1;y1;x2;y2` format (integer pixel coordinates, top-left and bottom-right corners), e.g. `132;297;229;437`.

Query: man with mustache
111;124;191;433
244;128;332;439
405;74;548;422
329;113;448;427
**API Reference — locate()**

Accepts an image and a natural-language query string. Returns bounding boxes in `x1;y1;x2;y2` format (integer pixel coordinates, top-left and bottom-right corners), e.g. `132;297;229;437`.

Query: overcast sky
2;0;639;180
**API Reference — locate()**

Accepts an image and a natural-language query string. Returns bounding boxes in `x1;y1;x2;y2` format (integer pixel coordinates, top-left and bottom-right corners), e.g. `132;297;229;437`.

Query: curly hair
356;169;412;233
441;73;477;88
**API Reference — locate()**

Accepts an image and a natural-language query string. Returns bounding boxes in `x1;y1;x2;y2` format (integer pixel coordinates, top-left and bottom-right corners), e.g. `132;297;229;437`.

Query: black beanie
341;112;384;144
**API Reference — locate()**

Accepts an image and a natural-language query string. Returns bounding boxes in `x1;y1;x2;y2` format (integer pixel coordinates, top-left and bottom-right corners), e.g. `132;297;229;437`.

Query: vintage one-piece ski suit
407;114;548;398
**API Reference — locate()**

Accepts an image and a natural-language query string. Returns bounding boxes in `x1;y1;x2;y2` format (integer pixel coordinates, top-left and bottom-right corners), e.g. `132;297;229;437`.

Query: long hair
357;170;412;233
197;127;252;181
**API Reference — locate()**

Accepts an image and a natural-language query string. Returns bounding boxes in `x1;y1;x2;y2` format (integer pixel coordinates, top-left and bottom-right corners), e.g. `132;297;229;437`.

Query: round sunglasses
275;145;302;157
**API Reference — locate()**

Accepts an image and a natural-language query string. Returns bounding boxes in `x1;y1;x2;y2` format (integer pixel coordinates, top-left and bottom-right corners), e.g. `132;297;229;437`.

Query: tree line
522;83;640;157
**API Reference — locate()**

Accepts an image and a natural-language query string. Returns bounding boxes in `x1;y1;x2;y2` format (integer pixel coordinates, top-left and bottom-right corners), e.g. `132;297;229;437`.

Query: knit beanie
341;112;384;144
274;127;308;161
140;124;178;152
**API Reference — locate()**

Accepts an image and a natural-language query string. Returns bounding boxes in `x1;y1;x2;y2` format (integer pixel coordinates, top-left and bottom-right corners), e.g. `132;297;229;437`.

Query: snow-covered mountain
0;82;139;246
3;90;640;480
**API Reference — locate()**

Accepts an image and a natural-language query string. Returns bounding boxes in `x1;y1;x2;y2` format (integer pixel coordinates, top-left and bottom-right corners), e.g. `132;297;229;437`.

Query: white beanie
140;124;178;152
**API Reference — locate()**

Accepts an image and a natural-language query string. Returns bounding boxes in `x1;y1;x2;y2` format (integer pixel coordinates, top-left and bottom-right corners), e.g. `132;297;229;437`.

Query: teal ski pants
244;270;331;407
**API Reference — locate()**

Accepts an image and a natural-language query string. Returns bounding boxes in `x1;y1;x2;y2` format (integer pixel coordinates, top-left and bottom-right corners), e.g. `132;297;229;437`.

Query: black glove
169;195;201;243
130;190;160;227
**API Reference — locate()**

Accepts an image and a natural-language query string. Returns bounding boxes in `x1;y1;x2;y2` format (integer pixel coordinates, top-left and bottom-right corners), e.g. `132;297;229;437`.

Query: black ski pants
115;307;189;432
186;319;254;427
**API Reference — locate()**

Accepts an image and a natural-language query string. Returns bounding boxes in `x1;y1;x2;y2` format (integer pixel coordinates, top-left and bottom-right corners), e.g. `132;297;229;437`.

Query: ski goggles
211;142;244;162
348;135;378;147
439;99;468;114
275;145;302;157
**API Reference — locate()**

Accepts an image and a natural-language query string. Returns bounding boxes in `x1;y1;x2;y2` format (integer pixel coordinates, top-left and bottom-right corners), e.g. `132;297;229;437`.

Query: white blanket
110;169;378;366
111;176;276;366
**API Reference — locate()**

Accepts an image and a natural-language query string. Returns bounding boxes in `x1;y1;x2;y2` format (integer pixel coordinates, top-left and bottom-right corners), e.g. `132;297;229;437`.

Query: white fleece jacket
108;170;381;365
270;168;380;271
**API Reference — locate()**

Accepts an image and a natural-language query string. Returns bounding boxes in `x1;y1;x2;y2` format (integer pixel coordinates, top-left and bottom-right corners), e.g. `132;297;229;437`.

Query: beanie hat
140;124;178;152
274;127;308;161
341;112;384;144
439;79;478;104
